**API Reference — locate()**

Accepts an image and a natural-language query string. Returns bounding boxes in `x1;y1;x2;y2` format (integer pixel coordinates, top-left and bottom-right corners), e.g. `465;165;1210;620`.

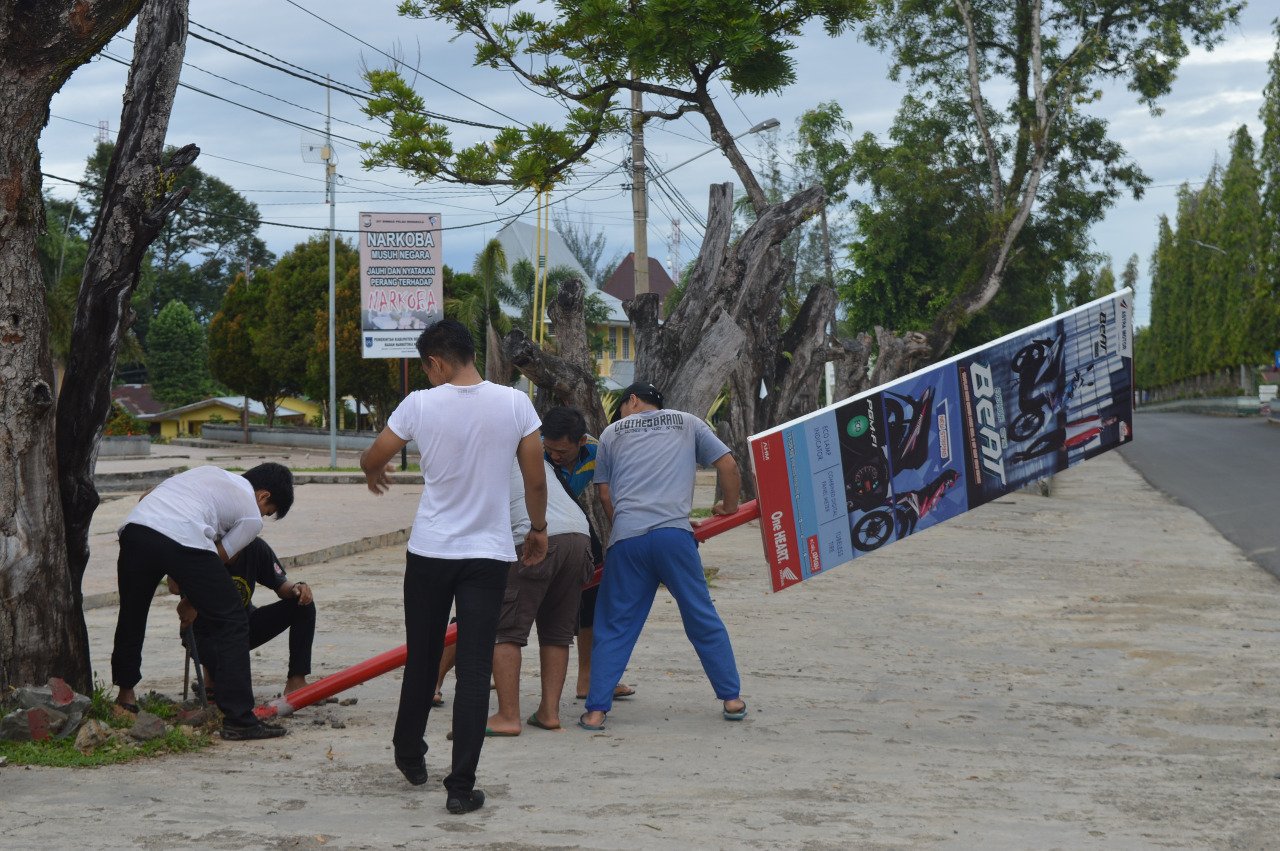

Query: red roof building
602;253;677;304
110;384;166;418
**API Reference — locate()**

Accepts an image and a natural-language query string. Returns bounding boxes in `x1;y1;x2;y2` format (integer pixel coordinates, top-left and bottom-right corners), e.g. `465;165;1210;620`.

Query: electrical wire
96;51;369;147
186;23;507;131
42;159;627;235
276;0;528;129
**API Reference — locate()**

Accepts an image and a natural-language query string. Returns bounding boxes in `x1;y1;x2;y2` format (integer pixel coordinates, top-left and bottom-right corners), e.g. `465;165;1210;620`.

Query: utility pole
630;88;650;296
667;217;681;283
324;76;337;469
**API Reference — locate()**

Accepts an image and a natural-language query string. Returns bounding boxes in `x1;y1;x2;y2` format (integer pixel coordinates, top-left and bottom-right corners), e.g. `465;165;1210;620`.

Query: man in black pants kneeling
112;462;294;740
181;537;316;700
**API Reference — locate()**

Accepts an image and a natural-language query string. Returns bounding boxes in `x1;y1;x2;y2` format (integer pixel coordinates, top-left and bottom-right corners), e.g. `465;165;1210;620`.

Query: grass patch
0;726;210;768
0;683;215;766
137;691;177;720
690;508;714;519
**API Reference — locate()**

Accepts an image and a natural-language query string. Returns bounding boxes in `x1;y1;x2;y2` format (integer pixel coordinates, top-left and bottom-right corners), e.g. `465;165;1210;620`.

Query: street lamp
656;118;781;179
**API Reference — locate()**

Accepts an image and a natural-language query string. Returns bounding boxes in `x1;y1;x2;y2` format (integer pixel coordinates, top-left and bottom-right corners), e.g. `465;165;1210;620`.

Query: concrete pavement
8;451;1280;847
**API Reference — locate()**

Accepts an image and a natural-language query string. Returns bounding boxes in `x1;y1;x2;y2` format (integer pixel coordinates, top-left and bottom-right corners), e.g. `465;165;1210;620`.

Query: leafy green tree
1121;254;1140;297
260;235;358;402
1214;127;1264;363
1258;20;1280;361
795;101;856;289
148;300;215;406
209;274;284;425
38;193;90;366
82;142;274;324
857;0;1241;358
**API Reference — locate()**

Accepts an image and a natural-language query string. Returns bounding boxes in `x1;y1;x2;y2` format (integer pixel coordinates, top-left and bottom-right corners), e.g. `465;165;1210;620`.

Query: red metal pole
255;500;760;719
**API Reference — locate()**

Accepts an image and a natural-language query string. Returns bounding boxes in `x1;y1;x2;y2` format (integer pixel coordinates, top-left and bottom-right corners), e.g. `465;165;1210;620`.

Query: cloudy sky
39;1;1278;327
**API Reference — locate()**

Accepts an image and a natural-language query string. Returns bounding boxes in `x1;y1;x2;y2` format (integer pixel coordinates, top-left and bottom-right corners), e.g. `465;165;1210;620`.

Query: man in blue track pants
578;382;748;731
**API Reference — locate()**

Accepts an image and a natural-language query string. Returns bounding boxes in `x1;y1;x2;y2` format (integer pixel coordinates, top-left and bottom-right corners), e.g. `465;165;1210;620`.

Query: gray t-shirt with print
595;409;731;546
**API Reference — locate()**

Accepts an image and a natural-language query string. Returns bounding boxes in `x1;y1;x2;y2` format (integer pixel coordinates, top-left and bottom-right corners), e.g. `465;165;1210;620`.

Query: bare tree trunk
628;182;824;498
501;275;611;540
56;0;194;631
1;0;145;693
484;319;512;384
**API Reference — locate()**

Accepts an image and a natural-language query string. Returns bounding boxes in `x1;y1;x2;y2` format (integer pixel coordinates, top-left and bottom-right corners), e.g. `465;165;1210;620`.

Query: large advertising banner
750;290;1134;593
359;211;444;358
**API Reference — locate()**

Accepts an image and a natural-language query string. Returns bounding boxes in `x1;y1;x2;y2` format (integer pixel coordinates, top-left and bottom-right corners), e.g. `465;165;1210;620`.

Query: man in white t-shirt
360;319;547;815
484;457;593;736
113;462;294;740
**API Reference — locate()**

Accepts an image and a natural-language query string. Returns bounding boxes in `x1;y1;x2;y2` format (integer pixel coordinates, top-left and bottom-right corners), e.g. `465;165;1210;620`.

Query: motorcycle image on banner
750;290;1134;593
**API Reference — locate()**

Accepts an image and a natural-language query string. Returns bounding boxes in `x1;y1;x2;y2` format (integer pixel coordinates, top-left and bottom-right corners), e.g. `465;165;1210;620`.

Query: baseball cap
618;382;664;409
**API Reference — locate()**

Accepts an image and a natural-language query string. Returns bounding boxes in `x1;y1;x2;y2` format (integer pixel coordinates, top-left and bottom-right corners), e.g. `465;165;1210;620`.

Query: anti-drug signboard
750;290;1134;593
359;211;444;358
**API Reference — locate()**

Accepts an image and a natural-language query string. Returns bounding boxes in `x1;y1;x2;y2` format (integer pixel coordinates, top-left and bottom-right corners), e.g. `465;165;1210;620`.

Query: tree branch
955;0;1004;208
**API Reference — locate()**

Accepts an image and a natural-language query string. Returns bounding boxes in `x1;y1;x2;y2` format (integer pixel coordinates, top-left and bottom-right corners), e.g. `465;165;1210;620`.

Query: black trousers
112;524;257;727
392;553;507;795
196;597;315;679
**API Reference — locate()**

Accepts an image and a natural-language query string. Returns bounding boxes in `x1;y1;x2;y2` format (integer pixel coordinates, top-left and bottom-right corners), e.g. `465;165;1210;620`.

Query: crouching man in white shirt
112;462;294;741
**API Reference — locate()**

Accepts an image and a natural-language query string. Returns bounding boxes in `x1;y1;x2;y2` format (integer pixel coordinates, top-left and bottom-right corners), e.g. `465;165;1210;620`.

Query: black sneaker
220;721;287;740
395;755;428;786
446;789;485;814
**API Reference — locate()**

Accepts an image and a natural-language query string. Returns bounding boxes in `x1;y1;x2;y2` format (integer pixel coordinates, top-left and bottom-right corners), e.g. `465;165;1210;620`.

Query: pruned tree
53;0;194;688
363;0;874;496
2;0;187;692
501;275;611;537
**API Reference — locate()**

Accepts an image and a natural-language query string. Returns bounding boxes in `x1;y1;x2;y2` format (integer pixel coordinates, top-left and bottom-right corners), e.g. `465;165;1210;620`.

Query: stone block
75;719;113;753
128;711;168;741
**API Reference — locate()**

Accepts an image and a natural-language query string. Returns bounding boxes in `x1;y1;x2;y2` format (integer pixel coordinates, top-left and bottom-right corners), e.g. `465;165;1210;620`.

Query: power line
276;0;528;129
109;39;389;140
42;160;626;235
186;22;507;131
47;113;630;212
97;51;369;147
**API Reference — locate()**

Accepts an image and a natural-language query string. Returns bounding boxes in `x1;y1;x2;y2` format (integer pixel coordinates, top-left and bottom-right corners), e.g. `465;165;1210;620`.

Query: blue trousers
585;527;741;713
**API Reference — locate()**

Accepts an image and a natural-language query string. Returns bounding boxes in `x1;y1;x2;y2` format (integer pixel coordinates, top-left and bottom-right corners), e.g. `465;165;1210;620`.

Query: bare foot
284;675;309;695
485;713;521;736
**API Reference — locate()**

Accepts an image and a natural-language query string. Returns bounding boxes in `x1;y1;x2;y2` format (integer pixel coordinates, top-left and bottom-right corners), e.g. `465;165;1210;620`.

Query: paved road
1121;411;1280;578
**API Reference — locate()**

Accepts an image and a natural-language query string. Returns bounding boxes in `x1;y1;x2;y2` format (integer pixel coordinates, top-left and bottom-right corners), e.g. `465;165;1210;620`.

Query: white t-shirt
508;458;589;546
121;465;263;558
387;381;541;561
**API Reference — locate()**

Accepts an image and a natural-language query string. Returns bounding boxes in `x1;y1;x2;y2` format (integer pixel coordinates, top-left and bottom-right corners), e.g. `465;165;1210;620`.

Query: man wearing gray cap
578;383;748;730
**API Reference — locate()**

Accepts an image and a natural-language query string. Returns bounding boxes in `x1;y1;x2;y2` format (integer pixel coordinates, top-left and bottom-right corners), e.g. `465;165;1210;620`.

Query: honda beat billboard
750;290;1134;593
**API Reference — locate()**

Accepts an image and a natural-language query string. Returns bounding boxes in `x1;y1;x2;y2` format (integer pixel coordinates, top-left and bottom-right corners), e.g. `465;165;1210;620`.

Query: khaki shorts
495;532;591;647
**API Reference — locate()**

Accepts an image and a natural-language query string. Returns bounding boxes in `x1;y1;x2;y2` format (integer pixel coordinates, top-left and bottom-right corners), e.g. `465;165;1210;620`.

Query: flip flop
526;714;562;731
114;698;140;714
723;700;748;721
574;685;636;700
576;712;606;731
484;726;520;737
